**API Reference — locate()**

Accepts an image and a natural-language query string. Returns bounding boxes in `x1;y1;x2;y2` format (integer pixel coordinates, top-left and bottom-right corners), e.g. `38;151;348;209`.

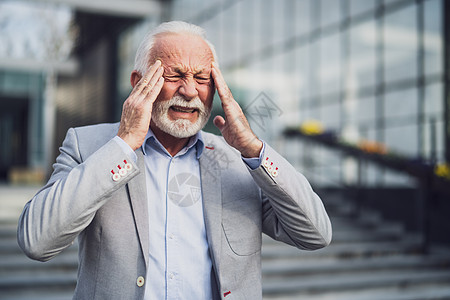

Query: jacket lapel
199;141;223;289
127;148;149;267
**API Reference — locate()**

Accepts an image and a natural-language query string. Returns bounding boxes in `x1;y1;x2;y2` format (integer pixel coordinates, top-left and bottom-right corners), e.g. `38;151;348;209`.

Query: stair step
262;269;450;295
264;285;450;300
0;224;18;238
0;271;76;290
263;226;403;245
0;291;74;300
262;238;423;260
0;253;78;273
262;254;450;277
330;217;403;230
0;238;78;255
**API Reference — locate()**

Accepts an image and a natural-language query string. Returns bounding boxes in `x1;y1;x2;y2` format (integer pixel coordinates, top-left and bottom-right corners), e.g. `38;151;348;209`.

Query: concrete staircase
1;186;450;299
262;190;450;300
0;185;77;300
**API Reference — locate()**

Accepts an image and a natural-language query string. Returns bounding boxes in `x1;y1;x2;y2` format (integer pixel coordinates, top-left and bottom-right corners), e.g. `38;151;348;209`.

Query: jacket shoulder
70;122;120;158
73;123;119;139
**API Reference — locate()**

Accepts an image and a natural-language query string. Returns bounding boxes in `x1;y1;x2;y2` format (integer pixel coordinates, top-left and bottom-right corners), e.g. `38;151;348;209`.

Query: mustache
153;94;211;116
163;95;204;110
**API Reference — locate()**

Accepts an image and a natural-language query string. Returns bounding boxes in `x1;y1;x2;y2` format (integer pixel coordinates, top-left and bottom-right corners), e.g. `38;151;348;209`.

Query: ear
130;70;142;88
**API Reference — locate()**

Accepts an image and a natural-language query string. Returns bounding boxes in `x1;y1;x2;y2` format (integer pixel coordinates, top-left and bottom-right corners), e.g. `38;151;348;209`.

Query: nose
178;78;198;100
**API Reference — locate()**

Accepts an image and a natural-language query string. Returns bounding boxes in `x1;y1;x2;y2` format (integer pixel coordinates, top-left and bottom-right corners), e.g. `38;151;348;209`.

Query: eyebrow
171;67;209;75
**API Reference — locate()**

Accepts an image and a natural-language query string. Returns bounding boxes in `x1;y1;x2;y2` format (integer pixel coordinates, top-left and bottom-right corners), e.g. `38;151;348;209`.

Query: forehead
152;33;214;72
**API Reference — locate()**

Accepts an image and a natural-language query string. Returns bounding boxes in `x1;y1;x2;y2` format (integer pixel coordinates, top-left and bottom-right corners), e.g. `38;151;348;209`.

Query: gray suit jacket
17;123;331;300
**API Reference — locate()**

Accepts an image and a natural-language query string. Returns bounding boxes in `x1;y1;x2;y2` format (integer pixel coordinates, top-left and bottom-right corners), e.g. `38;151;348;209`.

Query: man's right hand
117;60;164;150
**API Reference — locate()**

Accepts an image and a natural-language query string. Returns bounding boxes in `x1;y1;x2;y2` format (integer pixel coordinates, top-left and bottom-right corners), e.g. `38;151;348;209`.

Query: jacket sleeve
248;144;332;250
17;128;140;261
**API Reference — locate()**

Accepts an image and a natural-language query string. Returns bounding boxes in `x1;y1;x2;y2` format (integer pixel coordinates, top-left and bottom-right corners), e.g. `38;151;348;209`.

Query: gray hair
134;21;218;75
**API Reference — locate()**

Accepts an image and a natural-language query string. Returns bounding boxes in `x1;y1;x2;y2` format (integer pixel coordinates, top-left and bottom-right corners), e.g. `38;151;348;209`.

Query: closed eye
195;76;210;84
164;75;182;82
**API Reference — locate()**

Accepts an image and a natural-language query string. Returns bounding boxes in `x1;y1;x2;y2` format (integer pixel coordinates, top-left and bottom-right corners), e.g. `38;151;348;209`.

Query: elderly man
17;21;331;299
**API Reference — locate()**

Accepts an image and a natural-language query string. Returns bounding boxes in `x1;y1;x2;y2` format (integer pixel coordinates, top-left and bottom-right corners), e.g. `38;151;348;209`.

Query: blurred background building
0;0;446;182
2;0;448;235
1;0;450;298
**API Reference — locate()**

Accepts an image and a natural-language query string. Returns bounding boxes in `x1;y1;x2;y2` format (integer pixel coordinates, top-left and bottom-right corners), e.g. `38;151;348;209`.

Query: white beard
152;94;212;138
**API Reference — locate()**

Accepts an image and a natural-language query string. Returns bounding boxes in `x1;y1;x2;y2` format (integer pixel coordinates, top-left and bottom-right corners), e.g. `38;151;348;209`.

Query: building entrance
0;96;29;181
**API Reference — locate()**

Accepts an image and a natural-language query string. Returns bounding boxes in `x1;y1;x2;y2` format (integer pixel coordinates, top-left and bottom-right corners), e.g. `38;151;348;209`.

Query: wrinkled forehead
150;33;214;71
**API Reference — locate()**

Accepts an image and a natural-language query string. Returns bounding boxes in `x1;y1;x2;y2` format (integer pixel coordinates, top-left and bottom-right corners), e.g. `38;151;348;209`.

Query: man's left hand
211;62;263;158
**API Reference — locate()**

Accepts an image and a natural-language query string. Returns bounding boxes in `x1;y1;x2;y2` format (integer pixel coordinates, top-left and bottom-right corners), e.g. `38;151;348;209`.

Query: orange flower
357;140;388;155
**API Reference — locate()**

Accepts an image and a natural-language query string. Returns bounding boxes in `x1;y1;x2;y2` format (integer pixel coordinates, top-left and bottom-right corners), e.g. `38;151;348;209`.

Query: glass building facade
1;0;444;187
117;0;445;188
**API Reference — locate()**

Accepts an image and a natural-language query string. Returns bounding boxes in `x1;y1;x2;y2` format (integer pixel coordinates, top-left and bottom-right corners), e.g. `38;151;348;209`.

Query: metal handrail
284;127;450;253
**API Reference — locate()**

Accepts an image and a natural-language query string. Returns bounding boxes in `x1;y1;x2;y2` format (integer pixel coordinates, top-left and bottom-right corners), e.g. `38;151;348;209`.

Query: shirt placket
166;157;180;300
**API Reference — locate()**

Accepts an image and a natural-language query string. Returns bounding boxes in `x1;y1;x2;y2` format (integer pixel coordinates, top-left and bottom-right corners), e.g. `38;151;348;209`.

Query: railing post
419;178;432;254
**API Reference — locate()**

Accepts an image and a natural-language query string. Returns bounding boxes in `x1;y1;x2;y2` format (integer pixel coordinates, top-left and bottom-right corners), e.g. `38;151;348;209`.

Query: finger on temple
139;60;162;86
147;66;164;89
145;77;164;101
211;63;232;102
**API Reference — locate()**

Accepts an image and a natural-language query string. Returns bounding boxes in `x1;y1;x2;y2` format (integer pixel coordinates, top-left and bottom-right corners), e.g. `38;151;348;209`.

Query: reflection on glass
424;0;443;76
384;87;418;120
356;95;376;125
349;0;377;17
153;0;446;184
424;82;443;116
283;47;302;127
236;0;256;57
384;0;404;6
272;0;287;45
288;0;311;38
202;16;223;63
319;33;341;96
320;0;342;28
384;124;418;156
349;19;376;90
310;39;321;98
171;0;215;21
259;0;275;51
220;5;238;66
296;45;311;99
383;4;418;83
321;100;341;128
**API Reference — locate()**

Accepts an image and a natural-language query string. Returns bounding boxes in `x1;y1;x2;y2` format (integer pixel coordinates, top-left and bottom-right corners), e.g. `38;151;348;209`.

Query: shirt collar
142;128;204;159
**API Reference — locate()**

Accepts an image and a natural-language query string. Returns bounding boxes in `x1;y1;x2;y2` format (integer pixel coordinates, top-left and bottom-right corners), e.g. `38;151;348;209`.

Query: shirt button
169;234;174;240
169;273;174;279
137;276;145;287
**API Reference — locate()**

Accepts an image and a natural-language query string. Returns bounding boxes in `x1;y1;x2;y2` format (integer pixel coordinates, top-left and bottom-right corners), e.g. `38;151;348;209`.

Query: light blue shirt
114;131;263;299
